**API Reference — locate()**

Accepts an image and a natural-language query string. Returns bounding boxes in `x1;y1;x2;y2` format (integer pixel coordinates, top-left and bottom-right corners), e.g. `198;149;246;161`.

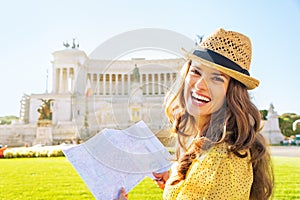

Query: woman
120;28;274;199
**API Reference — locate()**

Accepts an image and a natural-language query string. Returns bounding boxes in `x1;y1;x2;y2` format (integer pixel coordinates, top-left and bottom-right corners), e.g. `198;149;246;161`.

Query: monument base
34;127;53;145
261;130;285;144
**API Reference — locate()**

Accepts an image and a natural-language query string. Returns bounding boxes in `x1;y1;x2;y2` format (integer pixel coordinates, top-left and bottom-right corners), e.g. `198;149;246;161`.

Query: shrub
3;144;72;158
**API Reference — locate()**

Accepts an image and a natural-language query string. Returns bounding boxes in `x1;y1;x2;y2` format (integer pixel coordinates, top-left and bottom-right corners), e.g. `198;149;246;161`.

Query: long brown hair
164;60;274;199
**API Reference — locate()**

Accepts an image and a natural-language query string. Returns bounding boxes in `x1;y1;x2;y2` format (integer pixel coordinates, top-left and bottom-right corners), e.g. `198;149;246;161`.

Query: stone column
127;73;131;95
115;73;119;95
96;74;100;95
109;74;112;95
152;73;155;95
70;68;74;93
92;74;96;95
169;73;173;86
146;73;149;95
65;68;69;93
103;74;106;95
53;68;58;93
121;74;124;95
59;68;63;93
157;73;161;95
61;68;65;93
139;71;143;86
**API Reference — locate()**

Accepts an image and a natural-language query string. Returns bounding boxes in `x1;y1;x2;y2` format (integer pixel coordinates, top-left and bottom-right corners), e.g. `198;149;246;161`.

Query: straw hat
182;28;259;90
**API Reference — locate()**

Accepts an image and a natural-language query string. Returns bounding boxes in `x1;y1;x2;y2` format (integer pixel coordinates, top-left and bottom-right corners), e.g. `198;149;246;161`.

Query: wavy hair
164;60;274;200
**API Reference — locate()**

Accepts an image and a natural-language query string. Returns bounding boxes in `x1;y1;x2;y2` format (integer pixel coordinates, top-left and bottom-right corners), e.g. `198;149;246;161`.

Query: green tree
278;113;300;137
260;109;268;120
0;115;19;125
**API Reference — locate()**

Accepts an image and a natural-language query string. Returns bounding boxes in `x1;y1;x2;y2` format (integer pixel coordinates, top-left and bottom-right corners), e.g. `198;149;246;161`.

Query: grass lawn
272;157;300;200
0;156;299;199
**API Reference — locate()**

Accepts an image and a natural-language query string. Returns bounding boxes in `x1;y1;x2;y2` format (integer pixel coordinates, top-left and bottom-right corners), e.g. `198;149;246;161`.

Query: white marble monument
0;46;185;147
261;104;285;144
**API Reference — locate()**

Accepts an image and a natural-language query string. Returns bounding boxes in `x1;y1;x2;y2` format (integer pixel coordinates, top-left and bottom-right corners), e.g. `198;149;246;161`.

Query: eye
212;76;225;82
190;67;201;76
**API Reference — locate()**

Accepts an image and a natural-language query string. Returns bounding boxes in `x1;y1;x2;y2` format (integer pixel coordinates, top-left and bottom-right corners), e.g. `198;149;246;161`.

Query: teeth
192;92;210;102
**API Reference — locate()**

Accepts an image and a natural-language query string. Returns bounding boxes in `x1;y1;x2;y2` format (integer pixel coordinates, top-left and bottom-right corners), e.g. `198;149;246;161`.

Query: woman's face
184;60;230;120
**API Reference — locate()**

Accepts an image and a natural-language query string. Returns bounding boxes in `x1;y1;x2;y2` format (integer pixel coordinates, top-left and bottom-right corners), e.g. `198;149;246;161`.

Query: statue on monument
132;64;140;82
37;99;54;127
268;103;276;115
72;38;79;49
63;41;70;48
261;103;285;144
63;38;79;49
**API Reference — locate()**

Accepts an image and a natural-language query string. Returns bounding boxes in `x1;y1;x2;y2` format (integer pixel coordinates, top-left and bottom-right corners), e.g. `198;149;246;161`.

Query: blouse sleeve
176;145;253;200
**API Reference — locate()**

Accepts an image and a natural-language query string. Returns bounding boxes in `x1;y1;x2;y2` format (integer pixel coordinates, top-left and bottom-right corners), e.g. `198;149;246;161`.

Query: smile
191;92;211;104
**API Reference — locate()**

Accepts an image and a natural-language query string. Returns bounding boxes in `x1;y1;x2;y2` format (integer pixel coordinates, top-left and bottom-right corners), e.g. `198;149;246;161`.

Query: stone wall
0;123;77;147
0;124;36;147
0;122;174;147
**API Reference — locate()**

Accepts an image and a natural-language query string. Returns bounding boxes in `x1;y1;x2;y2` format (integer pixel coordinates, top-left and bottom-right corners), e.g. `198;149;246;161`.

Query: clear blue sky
0;0;299;116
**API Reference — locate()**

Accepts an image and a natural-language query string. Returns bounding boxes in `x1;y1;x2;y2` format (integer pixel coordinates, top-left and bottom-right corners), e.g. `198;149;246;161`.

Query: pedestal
34;127;53;145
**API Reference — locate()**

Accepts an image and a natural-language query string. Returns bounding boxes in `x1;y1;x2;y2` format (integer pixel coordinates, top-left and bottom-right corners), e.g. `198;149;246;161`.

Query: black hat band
193;48;250;76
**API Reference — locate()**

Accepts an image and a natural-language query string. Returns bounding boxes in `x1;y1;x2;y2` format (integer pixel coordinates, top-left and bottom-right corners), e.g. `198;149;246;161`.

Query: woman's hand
152;171;170;190
115;187;128;200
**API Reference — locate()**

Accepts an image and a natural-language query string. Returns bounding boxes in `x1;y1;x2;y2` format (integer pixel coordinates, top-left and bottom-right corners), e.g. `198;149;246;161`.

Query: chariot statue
37;99;54;127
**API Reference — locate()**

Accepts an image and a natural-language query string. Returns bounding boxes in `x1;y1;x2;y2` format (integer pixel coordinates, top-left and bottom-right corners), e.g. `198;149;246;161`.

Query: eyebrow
191;65;229;79
212;72;228;78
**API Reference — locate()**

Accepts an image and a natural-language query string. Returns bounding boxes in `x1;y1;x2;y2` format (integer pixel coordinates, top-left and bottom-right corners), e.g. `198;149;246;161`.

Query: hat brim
181;48;259;90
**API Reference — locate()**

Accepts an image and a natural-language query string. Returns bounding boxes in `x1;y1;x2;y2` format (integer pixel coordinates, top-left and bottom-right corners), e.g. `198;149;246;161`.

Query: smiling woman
149;28;274;200
183;60;230;120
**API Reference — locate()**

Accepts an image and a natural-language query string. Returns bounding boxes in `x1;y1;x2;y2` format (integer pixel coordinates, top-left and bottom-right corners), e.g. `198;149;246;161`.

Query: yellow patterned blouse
163;142;253;200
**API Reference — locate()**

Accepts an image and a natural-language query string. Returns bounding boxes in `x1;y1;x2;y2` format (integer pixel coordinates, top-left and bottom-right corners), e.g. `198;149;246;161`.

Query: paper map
63;121;171;200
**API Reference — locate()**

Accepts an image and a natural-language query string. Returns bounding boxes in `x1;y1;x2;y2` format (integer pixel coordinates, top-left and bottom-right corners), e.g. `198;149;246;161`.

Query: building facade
1;47;185;147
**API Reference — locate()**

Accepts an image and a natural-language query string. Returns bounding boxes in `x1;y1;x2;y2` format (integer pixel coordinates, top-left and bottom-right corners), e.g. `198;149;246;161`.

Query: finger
120;187;127;195
153;177;163;182
162;172;170;180
152;172;162;178
153;172;170;183
155;180;165;190
158;183;165;190
118;187;128;199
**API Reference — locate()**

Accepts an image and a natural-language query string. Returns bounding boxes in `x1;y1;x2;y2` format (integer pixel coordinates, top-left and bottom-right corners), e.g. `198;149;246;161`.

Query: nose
195;77;208;90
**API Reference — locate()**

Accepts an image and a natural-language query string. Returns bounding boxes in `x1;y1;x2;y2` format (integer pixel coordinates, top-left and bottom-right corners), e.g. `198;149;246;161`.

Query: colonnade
53;67;179;96
53;68;74;94
87;72;178;96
